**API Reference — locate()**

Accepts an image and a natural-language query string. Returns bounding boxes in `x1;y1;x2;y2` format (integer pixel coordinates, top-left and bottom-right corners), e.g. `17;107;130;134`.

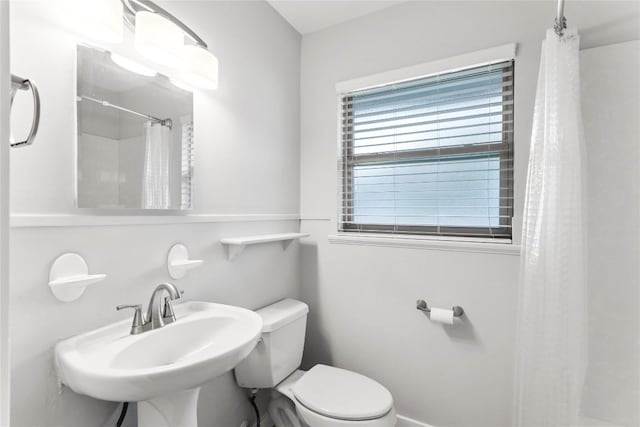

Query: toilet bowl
279;366;395;427
234;299;396;427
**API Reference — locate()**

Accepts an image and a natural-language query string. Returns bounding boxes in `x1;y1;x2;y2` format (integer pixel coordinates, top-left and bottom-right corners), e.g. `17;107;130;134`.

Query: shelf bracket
226;244;246;261
48;253;107;302
167;244;204;279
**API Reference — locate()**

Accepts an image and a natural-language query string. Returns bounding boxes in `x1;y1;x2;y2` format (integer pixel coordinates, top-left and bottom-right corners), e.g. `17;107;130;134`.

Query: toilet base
269;392;305;427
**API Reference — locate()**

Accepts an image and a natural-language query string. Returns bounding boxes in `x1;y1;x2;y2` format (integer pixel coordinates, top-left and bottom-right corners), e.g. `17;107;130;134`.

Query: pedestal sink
54;301;263;427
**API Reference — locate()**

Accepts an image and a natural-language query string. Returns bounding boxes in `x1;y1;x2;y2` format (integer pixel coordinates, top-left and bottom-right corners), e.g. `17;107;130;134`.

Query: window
339;60;514;240
180;116;194;210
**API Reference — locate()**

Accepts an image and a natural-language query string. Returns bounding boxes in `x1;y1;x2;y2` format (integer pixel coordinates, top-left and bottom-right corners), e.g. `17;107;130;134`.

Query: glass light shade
73;0;123;43
180;45;219;90
110;53;157;77
169;78;195;93
135;11;183;67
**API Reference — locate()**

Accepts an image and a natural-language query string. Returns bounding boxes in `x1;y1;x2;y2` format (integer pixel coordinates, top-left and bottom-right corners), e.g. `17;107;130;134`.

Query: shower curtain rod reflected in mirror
77;94;173;129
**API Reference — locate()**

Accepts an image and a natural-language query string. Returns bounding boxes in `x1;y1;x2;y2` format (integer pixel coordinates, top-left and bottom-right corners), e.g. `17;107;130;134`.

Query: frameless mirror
76;44;193;210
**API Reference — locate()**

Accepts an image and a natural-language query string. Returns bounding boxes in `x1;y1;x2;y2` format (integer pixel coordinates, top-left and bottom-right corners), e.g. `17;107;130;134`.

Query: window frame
338;59;515;240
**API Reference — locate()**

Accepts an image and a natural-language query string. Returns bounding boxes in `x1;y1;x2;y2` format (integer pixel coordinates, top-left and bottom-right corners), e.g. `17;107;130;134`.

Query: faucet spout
146;282;181;329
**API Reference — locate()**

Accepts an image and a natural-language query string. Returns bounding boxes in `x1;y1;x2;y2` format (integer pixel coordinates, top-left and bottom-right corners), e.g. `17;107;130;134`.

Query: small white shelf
170;259;203;269
220;232;310;260
167;244;204;279
48;253;107;302
48;274;107;288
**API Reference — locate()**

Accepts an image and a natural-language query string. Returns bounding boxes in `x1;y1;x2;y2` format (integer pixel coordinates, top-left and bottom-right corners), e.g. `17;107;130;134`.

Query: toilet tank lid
257;299;308;332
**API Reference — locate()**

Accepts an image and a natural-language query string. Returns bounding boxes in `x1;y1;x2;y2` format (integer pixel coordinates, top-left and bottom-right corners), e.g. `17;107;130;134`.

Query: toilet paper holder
416;299;464;317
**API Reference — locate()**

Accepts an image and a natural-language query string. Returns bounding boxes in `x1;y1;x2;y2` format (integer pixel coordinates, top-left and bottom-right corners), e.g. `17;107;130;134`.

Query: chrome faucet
146;282;181;329
117;283;183;335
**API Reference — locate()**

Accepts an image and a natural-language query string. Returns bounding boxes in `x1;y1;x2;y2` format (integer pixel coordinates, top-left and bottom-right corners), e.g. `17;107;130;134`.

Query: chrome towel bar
10;74;40;148
416;299;464;317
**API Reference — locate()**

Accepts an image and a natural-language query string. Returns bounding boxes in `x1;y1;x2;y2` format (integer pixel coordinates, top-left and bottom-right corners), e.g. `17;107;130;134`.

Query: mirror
76;44;193;210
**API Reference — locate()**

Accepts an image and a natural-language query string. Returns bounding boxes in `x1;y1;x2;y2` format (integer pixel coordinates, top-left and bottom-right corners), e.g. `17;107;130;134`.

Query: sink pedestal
138;388;201;427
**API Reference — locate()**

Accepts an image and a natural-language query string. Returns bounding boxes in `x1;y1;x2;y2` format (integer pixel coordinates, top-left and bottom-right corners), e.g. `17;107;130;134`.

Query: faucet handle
116;304;142;310
162;297;177;325
116;304;145;335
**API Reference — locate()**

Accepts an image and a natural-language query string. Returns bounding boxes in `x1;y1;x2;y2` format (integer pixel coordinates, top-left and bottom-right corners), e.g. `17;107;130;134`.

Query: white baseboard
579;416;622;427
250;413;620;427
397;414;436;427
396;414;621;427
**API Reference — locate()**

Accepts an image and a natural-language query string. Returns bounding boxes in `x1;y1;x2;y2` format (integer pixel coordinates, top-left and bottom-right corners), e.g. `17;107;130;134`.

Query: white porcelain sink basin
55;301;262;427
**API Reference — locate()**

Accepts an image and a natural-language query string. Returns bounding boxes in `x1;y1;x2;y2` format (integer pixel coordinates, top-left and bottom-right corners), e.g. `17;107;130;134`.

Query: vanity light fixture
180;45;219;90
169;78;195;93
72;1;219;89
72;0;124;43
134;11;183;67
110;53;157;77
122;0;219;90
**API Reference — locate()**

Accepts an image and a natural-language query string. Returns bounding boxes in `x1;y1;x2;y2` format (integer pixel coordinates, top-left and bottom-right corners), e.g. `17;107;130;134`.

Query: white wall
9;1;300;426
0;2;11;424
299;2;640;426
580;40;640;427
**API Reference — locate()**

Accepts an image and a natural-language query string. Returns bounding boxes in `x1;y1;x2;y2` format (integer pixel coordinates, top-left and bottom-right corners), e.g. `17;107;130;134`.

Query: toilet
234;299;396;427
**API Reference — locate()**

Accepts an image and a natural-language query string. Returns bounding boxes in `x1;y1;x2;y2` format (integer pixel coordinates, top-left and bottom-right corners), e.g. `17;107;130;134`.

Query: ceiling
266;1;406;35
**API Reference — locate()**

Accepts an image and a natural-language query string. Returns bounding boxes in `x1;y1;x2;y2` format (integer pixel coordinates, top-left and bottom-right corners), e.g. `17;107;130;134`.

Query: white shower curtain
142;121;171;209
514;27;587;427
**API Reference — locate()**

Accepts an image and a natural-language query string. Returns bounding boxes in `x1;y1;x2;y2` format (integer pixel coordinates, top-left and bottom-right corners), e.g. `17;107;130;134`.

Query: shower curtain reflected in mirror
142;121;171;209
515;27;587;427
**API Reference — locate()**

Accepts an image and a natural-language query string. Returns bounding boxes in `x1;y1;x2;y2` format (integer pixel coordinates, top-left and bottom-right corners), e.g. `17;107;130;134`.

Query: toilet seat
291;365;394;422
295;400;396;427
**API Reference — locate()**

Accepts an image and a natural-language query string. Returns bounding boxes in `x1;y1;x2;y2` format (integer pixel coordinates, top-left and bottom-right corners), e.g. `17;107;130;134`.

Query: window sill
327;233;521;256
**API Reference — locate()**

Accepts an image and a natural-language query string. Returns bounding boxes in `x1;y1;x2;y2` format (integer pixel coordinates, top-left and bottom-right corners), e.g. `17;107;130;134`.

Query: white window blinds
180;116;194;210
339;60;514;239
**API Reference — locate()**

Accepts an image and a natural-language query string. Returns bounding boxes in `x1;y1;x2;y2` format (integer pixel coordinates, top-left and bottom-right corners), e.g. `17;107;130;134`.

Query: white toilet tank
234;299;309;388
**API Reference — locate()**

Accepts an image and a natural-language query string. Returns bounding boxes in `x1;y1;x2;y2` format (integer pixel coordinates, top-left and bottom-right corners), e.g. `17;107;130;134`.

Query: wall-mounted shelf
220;232;310;260
167;244;203;279
48;253;107;302
49;274;106;288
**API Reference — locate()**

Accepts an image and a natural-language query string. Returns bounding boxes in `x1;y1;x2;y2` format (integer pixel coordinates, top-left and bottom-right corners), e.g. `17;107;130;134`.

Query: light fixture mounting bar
121;0;208;48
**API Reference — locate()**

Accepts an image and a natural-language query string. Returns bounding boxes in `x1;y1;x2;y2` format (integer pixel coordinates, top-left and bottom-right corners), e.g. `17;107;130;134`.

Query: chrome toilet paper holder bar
416;299;464;317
